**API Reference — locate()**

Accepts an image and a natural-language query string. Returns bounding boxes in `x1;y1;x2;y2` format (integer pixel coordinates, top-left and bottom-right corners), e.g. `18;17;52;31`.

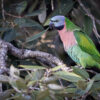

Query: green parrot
49;15;100;68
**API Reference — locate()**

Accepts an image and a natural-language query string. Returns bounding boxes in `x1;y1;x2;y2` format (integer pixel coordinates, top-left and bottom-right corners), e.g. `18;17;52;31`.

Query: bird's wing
74;31;100;63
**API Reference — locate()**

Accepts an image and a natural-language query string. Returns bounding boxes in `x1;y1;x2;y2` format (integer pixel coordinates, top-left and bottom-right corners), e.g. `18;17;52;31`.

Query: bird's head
49;15;65;30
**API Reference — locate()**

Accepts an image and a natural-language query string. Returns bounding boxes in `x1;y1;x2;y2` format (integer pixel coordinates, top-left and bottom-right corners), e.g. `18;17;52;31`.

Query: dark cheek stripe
55;25;64;30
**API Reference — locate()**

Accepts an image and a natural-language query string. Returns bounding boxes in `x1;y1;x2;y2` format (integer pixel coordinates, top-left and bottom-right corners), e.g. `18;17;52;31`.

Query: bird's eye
50;19;59;22
55;20;59;22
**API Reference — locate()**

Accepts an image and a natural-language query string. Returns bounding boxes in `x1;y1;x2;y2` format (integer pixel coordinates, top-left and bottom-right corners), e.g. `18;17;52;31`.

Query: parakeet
49;15;100;68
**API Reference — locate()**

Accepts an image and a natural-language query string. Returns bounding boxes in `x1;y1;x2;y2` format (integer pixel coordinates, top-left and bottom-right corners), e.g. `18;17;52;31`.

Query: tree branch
0;39;70;74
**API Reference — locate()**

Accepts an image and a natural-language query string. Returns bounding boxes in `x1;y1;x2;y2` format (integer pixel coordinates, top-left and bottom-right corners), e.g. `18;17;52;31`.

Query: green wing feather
65;17;100;63
74;30;100;63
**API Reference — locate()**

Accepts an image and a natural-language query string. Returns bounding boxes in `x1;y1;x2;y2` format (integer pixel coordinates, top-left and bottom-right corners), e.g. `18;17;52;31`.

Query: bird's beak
49;22;55;29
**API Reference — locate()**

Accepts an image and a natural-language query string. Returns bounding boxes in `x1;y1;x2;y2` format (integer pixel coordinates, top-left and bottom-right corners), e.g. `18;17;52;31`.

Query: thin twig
51;0;54;10
86;69;98;74
4;11;22;18
95;19;100;25
1;0;5;21
23;27;31;36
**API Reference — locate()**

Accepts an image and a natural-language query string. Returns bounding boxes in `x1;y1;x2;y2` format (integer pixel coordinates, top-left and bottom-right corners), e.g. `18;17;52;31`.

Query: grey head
49;15;65;30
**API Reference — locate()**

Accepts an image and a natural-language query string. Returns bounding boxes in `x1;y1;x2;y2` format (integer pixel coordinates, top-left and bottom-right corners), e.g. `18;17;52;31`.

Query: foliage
0;0;100;100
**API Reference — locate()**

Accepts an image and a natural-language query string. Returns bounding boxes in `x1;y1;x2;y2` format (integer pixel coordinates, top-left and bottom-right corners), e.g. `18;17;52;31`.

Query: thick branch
7;42;63;66
0;40;8;74
0;39;69;74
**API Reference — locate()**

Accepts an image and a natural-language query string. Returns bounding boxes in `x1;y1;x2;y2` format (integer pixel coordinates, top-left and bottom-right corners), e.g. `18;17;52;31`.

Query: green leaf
16;1;27;15
6;93;22;100
56;96;65;100
10;65;20;77
14;18;43;30
42;76;57;83
91;81;100;92
16;79;27;90
9;77;27;92
25;9;43;17
77;80;87;90
83;15;93;35
26;27;49;43
0;89;14;100
0;27;9;32
75;80;94;97
51;65;63;71
7;93;32;100
19;65;46;70
27;80;36;87
65;88;77;94
36;89;49;100
9;65;27;92
92;74;100;81
47;84;64;90
73;67;89;79
32;70;44;81
84;79;94;94
2;29;17;42
44;0;74;26
27;70;44;81
54;71;84;82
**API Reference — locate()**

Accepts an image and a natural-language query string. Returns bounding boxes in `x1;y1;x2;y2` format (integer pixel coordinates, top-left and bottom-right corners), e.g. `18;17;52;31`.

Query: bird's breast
58;29;77;50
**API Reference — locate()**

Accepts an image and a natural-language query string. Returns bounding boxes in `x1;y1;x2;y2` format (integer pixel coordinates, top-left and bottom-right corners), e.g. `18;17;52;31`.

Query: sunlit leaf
42;76;57;83
27;80;36;87
16;79;27;90
10;65;20;77
9;65;27;92
51;65;63;71
54;71;84;82
47;84;64;90
27;70;44;81
73;67;89;79
19;65;46;70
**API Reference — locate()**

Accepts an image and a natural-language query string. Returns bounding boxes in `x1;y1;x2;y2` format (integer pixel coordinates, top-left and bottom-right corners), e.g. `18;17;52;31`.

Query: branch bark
0;39;70;74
